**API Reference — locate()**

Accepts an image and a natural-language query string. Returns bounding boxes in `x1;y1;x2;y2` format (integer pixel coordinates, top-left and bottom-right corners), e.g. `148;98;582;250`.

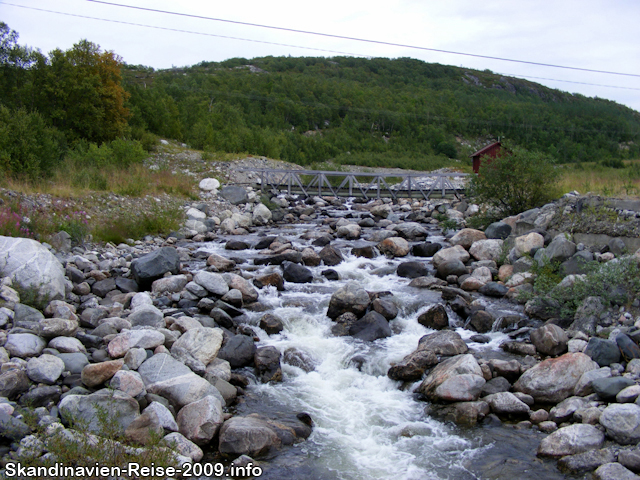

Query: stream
189;211;574;480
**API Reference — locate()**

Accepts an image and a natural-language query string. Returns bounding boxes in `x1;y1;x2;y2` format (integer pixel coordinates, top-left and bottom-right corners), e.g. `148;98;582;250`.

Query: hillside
124;56;640;168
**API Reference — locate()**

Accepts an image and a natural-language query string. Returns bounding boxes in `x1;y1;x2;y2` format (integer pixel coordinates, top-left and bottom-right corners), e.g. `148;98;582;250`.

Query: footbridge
233;168;469;201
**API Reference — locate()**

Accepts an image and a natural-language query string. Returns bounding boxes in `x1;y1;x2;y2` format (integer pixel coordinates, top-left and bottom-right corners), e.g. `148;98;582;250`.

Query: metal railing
233;168;469;200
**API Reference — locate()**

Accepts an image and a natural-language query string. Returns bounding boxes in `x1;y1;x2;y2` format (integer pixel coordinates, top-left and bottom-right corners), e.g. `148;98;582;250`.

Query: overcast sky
2;0;640;112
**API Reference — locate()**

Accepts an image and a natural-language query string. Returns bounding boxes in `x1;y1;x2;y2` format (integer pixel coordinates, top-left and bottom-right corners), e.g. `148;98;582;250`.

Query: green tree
34;40;130;143
469;144;560;217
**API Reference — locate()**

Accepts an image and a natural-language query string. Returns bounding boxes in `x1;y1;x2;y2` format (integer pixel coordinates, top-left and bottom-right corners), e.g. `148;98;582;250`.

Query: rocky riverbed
1;180;640;480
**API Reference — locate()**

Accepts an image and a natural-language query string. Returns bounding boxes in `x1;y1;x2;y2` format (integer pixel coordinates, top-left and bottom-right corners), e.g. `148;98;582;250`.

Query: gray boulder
584;337;621;367
217;335;256;369
349;311;392;342
417;330;468;356
530;324;568;357
417;304;449;330
594;463;639;480
254;346;282;383
326;282;370;320
485;222;512;240
484;392;530;415
26;354;65;384
0;236;66;301
58;389;140;434
220;186;249;205
537;424;604;457
138;353;223;409
5;333;47;358
194;271;229;297
218;416;281;458
546;235;577;262
417;354;485;402
600;404;640;445
177;395;224;445
130;247;180;289
282;261;313;284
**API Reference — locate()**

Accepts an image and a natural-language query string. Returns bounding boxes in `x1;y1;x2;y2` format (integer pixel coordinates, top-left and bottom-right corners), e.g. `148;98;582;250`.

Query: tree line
1;22;639;179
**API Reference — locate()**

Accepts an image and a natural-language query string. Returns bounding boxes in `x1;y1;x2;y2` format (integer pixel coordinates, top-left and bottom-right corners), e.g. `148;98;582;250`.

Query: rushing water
193;218;571;480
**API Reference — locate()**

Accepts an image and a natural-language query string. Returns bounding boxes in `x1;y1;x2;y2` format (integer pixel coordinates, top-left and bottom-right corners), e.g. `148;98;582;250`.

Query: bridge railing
232;168;469;200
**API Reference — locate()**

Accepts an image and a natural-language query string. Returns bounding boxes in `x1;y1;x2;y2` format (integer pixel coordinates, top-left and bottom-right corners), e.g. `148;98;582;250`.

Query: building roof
469;141;501;158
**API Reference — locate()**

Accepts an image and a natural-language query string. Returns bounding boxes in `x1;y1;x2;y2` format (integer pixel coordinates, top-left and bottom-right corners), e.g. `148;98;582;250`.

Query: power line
84;0;640;79
4;1;638;93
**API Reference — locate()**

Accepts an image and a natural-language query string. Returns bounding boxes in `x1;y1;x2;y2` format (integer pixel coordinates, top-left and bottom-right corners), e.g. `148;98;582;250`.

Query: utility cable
83;0;640;79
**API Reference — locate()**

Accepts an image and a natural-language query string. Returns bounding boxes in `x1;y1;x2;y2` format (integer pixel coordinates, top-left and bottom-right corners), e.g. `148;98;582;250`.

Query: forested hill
124;56;640;168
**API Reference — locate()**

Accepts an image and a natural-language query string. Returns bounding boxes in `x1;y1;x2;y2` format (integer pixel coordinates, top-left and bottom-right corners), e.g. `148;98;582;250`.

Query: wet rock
326;282;370;320
387;350;438;381
412;242;442;257
558;448;616;474
372;297;398;320
283;348;316;373
488;359;523;382
514;352;598;403
253;272;285;291
478;282;508;297
467;310;494;333
481;377;511;396
349;311;392;342
483;392;530;415
351;246;377;258
260;313;284;334
594;463;639;480
301;247;321;267
378;237;410;257
452;401;490;426
584;337;621;367
530;324;569;357
130;247;180;290
223;273;259;303
177;395;224;445
418;330;468;356
417;304;449;330
59;389;140;434
437;259;467;278
138;353;223;409
537;423;604;457
218;416;281;458
254;346;282;383
217;335;256;369
282;261;313;284
336;223;361;240
322;269;340;281
598;404;640;445
592;377;635;400
417;354;485;402
397;261;429;279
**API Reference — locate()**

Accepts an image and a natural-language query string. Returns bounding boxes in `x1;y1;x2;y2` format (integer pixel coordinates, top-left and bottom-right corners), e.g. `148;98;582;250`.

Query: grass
557;159;640;197
92;203;183;244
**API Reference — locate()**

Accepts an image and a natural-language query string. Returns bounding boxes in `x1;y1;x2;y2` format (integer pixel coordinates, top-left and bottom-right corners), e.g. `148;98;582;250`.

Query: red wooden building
470;141;502;174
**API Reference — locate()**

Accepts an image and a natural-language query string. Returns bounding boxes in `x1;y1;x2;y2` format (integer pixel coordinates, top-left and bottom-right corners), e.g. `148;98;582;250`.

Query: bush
0;105;66;179
68;138;146;168
469;144;560;217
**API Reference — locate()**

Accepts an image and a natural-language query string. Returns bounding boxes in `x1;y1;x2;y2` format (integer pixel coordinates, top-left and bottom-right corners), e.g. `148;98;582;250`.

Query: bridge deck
233;168;469;200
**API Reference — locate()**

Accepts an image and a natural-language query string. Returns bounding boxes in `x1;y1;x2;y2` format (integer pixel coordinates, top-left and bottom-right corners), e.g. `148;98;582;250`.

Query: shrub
92;204;182;244
469;144;560;217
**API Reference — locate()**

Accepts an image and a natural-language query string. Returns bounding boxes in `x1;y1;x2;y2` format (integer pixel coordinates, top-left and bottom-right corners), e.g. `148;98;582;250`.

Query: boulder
110;370;146;398
254;346;282;383
584;337;621;367
127;305;165;329
537;424;604;457
194;271;229;297
220;186;249;205
467;310;494;333
217;335;256;369
319;245;344;266
574;367;612;396
224;273;259;303
514;352;598;403
469;239;503;262
5;333;47;358
397;261;430;279
124;409;164;445
417;304;449;330
594;463;639;480
252;204;272;226
393;222;428;240
138;353;223;409
600;404;640;444
514;232;544;258
417;330;468;356
348;311;392;342
387;350;438;381
416;354;485;402
592;377;635;401
412;242;442;258
437;259;467;278
162;432;203;462
0;369;30;399
260;314;284;335
37;318;79;338
199;177;220;191
81;359;124;388
432;245;470;268
485;222;512;240
177;395;224;445
171;327;224;367
529;324;568;357
484;392;530;415
108;329;166;358
378;237;410;257
372;297;398;320
26;354;65;384
130;247;180;290
282;261;313;284
450;229;486;249
0;236;66;301
546;235;577;263
336;223;361;240
58;389;140;434
326;283;370;320
218;416;281;458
